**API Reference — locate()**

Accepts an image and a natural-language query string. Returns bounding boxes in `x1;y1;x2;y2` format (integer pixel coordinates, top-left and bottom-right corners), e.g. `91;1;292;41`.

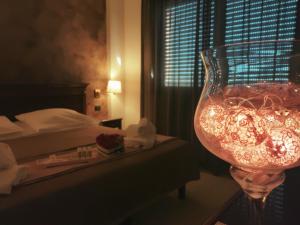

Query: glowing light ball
197;91;300;170
199;104;226;138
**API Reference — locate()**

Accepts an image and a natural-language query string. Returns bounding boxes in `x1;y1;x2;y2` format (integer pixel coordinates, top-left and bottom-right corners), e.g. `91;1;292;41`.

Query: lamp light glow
107;80;122;94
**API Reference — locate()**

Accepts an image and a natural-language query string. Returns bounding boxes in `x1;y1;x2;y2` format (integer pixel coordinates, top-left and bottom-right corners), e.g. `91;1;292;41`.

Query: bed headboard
0;83;88;121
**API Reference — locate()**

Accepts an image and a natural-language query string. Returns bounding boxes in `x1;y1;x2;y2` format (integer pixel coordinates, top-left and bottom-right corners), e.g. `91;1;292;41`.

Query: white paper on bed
124;118;156;149
0;116;23;136
16;108;98;132
0;143;28;194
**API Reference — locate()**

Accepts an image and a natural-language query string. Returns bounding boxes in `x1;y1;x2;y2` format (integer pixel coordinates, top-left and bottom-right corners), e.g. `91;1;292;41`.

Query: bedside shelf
99;118;122;129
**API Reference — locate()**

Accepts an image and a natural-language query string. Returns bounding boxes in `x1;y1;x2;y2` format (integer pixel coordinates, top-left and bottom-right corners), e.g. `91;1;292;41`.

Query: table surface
207;167;300;225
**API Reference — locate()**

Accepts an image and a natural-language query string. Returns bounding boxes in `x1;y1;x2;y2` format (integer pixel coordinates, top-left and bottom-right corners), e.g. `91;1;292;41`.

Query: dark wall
0;0;107;117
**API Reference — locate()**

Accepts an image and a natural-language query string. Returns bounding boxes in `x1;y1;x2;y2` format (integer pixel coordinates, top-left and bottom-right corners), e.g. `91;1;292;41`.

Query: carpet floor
130;171;240;225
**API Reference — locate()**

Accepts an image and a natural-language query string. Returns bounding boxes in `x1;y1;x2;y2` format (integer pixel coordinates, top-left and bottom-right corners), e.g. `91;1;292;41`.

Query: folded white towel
0;143;28;194
125;118;156;149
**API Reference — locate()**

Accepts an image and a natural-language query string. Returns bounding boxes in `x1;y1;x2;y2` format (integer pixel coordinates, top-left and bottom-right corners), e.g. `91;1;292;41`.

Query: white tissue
125;118;156;149
0;143;28;194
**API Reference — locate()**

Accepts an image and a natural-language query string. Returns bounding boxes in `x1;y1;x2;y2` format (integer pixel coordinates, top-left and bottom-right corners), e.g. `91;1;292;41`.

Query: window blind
162;0;298;87
225;0;298;84
163;0;215;87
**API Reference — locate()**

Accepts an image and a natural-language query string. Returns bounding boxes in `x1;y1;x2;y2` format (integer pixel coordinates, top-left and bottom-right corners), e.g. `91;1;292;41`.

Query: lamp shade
107;80;122;94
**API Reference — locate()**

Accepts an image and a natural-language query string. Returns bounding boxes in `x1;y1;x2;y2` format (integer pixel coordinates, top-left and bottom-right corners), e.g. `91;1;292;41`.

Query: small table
205;167;300;225
99;118;122;129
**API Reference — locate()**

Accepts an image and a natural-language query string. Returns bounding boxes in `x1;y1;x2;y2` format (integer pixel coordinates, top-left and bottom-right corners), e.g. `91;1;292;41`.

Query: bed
0;83;200;225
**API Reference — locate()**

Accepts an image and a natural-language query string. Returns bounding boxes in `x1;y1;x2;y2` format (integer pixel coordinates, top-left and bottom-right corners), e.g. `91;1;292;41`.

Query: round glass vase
194;40;300;225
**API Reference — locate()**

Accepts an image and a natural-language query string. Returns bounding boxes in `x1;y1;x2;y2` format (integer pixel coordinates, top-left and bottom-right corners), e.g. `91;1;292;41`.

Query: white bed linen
0;121;98;141
14;121;37;137
0;109;99;141
16;108;98;132
0;122;37;141
0;116;23;136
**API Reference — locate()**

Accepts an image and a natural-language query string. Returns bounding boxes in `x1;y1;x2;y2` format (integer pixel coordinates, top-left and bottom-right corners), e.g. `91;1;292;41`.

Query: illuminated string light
197;85;300;169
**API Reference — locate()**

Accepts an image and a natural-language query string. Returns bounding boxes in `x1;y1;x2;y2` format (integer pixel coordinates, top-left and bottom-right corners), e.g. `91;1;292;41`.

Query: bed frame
0;83;200;225
0;83;88;120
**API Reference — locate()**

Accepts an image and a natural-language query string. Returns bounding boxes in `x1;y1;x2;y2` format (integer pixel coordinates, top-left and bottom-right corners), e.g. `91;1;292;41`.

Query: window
163;0;215;87
225;0;298;84
162;0;299;86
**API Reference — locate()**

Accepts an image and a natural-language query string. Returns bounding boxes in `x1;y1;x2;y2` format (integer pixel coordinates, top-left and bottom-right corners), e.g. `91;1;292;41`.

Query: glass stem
230;166;285;225
248;195;266;225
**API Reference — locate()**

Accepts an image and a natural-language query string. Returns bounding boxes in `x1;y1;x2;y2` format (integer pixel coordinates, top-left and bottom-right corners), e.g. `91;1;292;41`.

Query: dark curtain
141;0;163;124
296;0;300;39
141;0;200;143
141;0;227;173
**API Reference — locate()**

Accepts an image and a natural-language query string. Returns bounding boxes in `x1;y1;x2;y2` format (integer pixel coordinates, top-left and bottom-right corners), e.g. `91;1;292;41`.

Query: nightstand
99;118;122;129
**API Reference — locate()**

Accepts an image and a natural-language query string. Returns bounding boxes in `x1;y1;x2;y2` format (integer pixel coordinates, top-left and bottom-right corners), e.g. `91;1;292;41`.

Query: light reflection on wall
0;0;108;118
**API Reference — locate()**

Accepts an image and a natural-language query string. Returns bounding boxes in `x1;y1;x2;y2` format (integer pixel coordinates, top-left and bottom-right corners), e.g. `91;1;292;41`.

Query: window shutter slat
163;0;215;87
225;0;298;84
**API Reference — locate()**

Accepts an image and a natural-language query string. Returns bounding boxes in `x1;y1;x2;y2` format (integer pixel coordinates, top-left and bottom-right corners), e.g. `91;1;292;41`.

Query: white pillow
15;108;98;132
0;116;23;136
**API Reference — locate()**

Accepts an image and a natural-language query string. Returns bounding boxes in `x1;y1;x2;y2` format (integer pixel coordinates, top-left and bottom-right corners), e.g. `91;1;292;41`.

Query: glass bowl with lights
194;40;300;224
